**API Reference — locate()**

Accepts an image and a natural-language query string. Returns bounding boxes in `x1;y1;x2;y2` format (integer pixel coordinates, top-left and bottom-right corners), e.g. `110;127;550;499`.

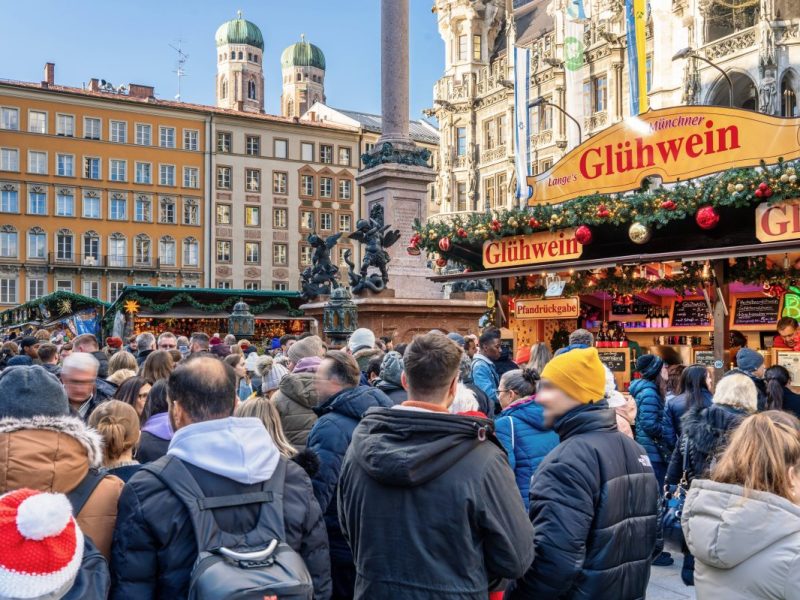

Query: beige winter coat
683;478;800;600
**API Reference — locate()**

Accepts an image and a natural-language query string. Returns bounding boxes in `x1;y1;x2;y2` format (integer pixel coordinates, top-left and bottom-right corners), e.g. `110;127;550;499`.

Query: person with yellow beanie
507;347;660;600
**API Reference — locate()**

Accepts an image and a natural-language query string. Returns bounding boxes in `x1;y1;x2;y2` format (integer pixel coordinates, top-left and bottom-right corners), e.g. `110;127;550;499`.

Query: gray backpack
143;455;314;600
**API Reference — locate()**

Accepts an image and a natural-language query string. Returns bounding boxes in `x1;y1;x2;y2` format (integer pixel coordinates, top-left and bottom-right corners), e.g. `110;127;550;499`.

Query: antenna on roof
169;40;189;102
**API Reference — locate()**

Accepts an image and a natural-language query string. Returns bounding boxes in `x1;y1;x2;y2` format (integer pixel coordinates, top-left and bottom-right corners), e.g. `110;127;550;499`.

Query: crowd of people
0;318;799;599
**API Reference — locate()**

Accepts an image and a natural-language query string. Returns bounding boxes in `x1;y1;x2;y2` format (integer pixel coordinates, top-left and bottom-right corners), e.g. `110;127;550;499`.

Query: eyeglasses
497;388;509;394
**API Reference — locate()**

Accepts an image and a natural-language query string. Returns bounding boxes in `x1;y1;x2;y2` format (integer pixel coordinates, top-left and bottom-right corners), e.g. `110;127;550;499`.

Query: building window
246;135;260;156
108;234;126;266
216;280;232;289
27;279;45;301
159;237;176;266
57;279;73;292
159;164;175;186
110;194;127;220
247;79;257;100
320;177;332;198
110;159;127;182
274;139;288;159
593;76;608;112
364;142;375;154
135;123;151;145
57;154;74;177
56;191;74;217
134;195;151;222
300;210;314;230
0;189;17;213
28;189;47;215
300;245;312;267
338;179;352;200
646;55;653;93
245;169;261;192
84;117;101;140
217;166;231;189
339;214;351;232
56;114;74;136
245;242;260;263
458;35;467;61
338;147;352;166
84;157;100;180
473;35;482;60
301;175;314;196
28;151;47;174
217;132;232;153
0;108;19;131
245;206;260;226
27;228;46;259
221;77;228;99
0;278;17;304
273;243;288;265
0;228;17;257
159;126;176;148
320;144;333;164
273;208;287;229
301;142;314;162
216;204;231;225
29;111;47;134
183;167;199;188
134;235;151;264
159;197;176;224
484;118;495;150
83;192;100;218
457;182;467;211
56;230;73;260
110;120;127;143
456;127;467;156
216;240;231;262
273;282;287;291
0;148;19;171
485;176;496;209
132;161;150;184
320;212;332;230
183;129;199;151
183;200;199;225
83;233;100;262
109;282;125;301
244;281;260;291
538;98;553;131
183;238;199;266
82;280;100;299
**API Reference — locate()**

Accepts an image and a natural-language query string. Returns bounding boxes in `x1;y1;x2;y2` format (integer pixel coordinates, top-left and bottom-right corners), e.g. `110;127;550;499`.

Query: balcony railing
702;26;757;61
38;253;201;270
480;144;507;164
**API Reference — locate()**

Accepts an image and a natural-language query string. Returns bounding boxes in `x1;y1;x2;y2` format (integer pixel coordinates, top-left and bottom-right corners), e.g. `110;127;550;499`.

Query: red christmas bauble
575;225;593;245
596;205;610;218
435;257;447;267
758;182;769;191
438;237;451;252
660;200;676;210
491;219;501;232
755;189;764;198
765;188;773;198
456;227;468;238
696;206;720;230
528;217;541;228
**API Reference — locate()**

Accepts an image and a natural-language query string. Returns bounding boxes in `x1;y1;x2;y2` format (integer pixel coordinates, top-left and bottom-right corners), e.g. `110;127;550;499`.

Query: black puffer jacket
507;402;659;600
374;379;407;404
339;406;534;600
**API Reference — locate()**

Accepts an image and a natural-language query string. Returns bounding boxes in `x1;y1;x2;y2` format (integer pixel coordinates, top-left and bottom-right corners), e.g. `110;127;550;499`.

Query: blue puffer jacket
629;377;668;465
494;398;559;509
662;389;713;454
307;385;393;564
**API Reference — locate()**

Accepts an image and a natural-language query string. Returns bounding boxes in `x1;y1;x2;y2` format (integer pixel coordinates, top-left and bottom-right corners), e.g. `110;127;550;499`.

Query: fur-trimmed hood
352;347;383;372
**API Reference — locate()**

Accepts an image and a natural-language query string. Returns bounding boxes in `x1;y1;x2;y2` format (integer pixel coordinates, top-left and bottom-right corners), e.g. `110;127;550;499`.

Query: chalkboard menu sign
694;350;716;367
672;300;711;327
733;297;781;326
598;350;628;373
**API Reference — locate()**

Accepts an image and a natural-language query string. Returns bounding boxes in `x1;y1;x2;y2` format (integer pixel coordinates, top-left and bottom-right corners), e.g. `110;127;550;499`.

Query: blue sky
0;0;444;119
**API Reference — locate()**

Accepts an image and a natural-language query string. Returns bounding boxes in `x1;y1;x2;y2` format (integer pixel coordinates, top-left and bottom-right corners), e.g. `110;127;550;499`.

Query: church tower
280;35;326;118
215;11;265;113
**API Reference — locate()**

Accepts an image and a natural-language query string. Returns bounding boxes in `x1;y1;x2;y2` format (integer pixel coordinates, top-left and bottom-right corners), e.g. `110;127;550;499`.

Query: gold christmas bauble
628;222;652;244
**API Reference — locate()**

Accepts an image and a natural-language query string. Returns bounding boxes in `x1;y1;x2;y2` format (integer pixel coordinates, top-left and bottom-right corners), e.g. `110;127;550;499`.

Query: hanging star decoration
123;300;140;315
58;299;72;316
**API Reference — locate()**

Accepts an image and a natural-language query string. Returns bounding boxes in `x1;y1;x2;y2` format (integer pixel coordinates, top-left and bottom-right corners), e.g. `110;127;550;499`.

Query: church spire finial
301;32;305;42
237;9;242;18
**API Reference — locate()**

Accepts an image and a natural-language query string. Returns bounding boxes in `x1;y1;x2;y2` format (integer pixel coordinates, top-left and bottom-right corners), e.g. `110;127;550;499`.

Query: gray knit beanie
379;351;404;387
0;365;70;419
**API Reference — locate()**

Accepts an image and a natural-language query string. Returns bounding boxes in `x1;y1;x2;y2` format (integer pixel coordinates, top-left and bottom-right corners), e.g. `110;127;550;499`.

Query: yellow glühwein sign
756;199;800;243
527;106;800;206
483;228;583;269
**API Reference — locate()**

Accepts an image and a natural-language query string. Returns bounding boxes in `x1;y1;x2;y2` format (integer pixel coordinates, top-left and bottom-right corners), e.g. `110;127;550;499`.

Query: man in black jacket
111;355;331;599
507;347;659;600
338;332;534;600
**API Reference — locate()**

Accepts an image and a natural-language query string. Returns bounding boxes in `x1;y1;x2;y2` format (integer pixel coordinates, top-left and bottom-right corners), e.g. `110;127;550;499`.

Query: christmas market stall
0;291;109;339
416;106;800;389
103;286;311;343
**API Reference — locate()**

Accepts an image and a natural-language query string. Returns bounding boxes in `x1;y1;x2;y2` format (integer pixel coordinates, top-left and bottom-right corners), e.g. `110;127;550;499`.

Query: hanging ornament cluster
695;206;720;230
628;222;652;244
575;225;593;245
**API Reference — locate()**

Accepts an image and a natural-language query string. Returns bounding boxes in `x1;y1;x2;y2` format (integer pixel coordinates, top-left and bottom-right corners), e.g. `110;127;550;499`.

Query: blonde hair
526;342;552;374
713;373;758;413
107;368;137;387
108;350;137;375
88;400;140;464
712;411;800;501
234;397;297;458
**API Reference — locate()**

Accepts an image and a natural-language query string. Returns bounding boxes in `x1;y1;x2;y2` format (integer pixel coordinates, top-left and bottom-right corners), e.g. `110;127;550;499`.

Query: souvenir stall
0;291;108;340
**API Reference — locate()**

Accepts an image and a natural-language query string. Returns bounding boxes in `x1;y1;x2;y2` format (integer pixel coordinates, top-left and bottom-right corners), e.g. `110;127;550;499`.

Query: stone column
378;0;411;145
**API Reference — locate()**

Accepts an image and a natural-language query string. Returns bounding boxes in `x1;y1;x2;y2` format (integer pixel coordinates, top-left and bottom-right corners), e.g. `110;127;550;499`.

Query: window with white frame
216;240;231;262
56;114;74;136
28;111;47;134
183;200;199;225
339;214;352;232
300;210;314;230
84;117;101;140
83;232;100;262
245;169;260;192
217;166;231;189
108;234;126;266
27;279;46;301
216;132;232;153
273;139;288;159
134;235;151;264
0;188;17;212
245;206;260;227
183;129;199;151
27;188;46;215
109;281;125;301
56;279;73;292
0;227;17;257
28;151;47;174
338;147;351;166
159;126;175;148
246;135;260;156
183;238;199;266
109;159;127;182
56;229;73;260
27;228;46;259
110;194;126;220
245;242;260;263
319;177;332;198
216;280;232;289
159;236;176;266
135;123;151;145
320;212;332;230
301;142;314;162
1;149;19;171
320;144;333;164
159;164;175;186
338;179;352;200
56;190;74;217
110;120;127;143
183;167;199;188
0;278;17;304
84;157;100;179
56;154;74;177
300;245;312;267
134;195;151;222
244;281;260;291
82;280;100;299
273;208;287;229
135;161;151;184
216;204;231;224
273;243;288;265
273;171;287;194
82;192;100;218
273;282;287;291
0;108;19;131
159;197;176;224
301;175;314;196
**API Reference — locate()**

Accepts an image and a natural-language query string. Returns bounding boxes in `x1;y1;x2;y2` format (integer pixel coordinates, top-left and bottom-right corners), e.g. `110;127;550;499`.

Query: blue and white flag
513;45;531;201
564;0;590;151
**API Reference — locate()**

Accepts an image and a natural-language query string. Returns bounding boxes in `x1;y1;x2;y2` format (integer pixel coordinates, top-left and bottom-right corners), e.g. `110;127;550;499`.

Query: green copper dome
281;37;326;70
215;13;264;50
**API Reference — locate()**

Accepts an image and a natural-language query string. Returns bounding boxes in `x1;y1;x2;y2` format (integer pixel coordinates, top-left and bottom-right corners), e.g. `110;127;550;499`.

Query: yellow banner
515;297;581;320
483;228;583;269
527;106;800;206
756;199;800;242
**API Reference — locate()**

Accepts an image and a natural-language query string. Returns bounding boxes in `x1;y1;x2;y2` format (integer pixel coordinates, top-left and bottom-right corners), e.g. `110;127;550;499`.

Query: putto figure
344;218;401;294
300;232;342;300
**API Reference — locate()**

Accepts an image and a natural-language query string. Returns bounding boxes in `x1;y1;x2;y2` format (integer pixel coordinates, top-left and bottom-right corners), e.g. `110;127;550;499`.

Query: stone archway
706;70;758;110
780;69;799;117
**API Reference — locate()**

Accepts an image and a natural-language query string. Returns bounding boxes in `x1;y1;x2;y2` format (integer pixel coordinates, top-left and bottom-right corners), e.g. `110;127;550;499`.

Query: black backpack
143;455;314;600
63;468;112;600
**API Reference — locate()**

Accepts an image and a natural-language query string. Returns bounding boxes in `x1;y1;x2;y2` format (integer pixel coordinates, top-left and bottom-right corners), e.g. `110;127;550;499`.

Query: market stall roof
0;291;109;330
